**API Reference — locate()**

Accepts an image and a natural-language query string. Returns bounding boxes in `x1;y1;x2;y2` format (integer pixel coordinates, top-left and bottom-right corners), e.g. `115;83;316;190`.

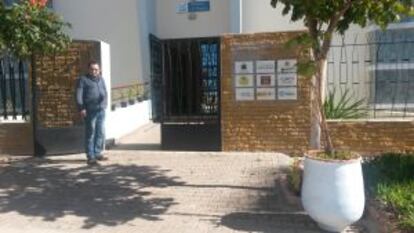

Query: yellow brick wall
328;120;414;154
0;41;99;156
35;41;100;128
221;32;312;154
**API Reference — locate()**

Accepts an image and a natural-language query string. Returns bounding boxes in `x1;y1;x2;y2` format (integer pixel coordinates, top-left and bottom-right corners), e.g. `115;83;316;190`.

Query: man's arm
75;78;87;117
101;78;108;109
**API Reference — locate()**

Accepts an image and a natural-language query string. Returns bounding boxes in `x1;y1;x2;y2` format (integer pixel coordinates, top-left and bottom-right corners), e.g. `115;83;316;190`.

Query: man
76;61;108;165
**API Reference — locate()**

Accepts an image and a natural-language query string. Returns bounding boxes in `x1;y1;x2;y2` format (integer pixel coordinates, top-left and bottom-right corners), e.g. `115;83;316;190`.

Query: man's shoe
87;158;98;165
96;155;108;161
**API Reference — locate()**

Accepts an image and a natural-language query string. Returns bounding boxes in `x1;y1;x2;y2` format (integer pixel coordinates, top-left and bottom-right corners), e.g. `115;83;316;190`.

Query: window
369;27;414;108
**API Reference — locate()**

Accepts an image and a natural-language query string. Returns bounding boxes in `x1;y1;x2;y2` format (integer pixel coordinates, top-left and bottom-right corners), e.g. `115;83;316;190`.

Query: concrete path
0;124;368;233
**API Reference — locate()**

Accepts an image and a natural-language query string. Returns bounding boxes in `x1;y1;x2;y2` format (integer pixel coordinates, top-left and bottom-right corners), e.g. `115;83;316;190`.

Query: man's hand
80;109;87;118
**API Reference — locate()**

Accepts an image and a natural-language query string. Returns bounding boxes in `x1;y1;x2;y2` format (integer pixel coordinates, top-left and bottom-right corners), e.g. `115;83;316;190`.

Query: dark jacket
76;75;108;112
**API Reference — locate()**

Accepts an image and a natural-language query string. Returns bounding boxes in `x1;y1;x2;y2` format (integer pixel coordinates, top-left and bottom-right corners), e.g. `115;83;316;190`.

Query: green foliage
287;158;302;195
364;153;414;231
0;0;71;58
324;89;367;119
286;33;318;77
297;60;317;77
0;2;6;52
271;0;414;34
315;150;359;160
271;0;414;61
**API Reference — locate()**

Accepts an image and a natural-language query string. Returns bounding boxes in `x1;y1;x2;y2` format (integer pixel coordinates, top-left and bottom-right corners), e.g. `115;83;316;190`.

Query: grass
363;153;414;231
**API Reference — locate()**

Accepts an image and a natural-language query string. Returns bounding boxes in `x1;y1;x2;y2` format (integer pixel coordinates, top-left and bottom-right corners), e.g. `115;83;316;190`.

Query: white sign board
277;73;297;86
235;74;254;87
256;60;275;74
278;87;297;100
235;61;254;74
277;59;297;74
257;88;276;100
236;88;255;101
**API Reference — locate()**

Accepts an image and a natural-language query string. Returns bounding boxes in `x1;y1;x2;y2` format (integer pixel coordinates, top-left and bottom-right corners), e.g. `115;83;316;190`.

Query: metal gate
150;35;221;151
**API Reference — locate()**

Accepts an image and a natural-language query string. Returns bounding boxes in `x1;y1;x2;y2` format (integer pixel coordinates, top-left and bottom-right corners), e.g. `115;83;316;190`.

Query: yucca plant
324;89;367;119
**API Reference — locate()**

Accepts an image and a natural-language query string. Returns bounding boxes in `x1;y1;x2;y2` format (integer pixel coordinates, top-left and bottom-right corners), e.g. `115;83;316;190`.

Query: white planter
301;156;365;232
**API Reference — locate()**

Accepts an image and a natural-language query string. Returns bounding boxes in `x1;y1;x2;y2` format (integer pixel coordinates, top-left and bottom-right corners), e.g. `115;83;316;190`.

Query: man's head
88;60;100;77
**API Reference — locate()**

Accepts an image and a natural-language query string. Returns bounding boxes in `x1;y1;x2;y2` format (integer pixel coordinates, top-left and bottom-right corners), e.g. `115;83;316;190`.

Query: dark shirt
76;75;108;112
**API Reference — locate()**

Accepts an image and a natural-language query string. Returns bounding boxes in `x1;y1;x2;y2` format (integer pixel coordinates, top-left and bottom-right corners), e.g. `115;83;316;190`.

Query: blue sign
188;1;210;12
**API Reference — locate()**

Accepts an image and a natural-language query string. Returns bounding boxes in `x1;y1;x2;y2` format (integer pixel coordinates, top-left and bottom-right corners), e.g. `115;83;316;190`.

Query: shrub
287;158;303;195
364;153;414;231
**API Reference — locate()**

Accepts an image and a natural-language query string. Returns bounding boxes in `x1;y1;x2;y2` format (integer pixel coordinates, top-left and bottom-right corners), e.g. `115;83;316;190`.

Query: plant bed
364;198;402;233
363;153;414;233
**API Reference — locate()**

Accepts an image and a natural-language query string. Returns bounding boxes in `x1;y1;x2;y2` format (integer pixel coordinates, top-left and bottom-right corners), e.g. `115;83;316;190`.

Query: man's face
88;64;100;77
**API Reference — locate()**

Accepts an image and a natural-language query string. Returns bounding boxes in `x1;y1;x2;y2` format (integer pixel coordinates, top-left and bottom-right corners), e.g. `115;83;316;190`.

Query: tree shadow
218;166;326;232
112;143;161;151
219;166;368;233
0;159;185;229
220;212;324;233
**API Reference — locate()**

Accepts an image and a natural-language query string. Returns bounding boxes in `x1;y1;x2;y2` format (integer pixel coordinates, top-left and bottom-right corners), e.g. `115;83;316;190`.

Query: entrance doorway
150;35;221;151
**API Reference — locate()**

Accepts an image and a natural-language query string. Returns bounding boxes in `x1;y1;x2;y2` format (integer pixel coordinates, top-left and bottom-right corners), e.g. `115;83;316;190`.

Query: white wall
241;0;305;33
53;0;149;87
106;101;151;140
154;0;234;39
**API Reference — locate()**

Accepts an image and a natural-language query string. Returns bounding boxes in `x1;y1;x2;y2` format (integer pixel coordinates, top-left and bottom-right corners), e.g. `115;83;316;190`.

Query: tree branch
319;0;355;60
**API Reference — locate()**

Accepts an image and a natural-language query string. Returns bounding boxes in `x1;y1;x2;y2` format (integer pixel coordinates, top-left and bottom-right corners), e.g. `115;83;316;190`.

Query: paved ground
0;124;369;233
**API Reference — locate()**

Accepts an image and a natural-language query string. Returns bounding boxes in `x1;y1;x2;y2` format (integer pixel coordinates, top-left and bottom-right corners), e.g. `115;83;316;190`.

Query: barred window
0;57;30;121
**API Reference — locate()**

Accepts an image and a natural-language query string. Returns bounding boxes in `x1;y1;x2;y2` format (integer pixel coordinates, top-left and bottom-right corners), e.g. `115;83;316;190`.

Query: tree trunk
309;58;333;151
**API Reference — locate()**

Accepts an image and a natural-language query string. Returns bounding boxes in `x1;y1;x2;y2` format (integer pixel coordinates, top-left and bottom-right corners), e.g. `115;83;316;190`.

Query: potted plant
120;91;127;108
136;84;144;102
271;0;414;231
127;87;135;105
301;151;365;232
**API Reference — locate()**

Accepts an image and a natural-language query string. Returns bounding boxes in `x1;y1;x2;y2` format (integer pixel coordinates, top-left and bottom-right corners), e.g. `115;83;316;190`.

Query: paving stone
0;124;369;233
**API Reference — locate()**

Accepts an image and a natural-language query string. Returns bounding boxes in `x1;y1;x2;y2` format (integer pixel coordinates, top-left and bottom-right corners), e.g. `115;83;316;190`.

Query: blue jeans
85;109;105;159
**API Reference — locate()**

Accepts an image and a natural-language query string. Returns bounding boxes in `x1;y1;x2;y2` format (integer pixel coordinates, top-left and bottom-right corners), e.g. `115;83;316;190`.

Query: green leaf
0;1;71;58
297;60;316;77
324;88;367;119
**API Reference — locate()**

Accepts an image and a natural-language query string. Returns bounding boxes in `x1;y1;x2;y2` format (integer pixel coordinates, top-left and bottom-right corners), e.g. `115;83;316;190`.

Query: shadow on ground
220;212;324;233
218;166;327;233
112;143;161;151
0;159;184;229
219;166;368;233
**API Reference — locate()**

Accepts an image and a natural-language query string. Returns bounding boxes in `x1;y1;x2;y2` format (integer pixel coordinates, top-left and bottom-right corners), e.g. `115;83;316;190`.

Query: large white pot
301;156;365;232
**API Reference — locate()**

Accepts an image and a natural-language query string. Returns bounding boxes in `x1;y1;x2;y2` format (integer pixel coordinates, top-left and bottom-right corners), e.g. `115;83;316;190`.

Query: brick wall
221;32;312;153
328;120;414;154
35;41;100;128
0;41;100;156
0;123;33;155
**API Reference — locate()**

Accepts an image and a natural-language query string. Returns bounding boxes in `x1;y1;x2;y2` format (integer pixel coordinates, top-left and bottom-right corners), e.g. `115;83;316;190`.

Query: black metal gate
150;35;221;151
0;56;29;120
